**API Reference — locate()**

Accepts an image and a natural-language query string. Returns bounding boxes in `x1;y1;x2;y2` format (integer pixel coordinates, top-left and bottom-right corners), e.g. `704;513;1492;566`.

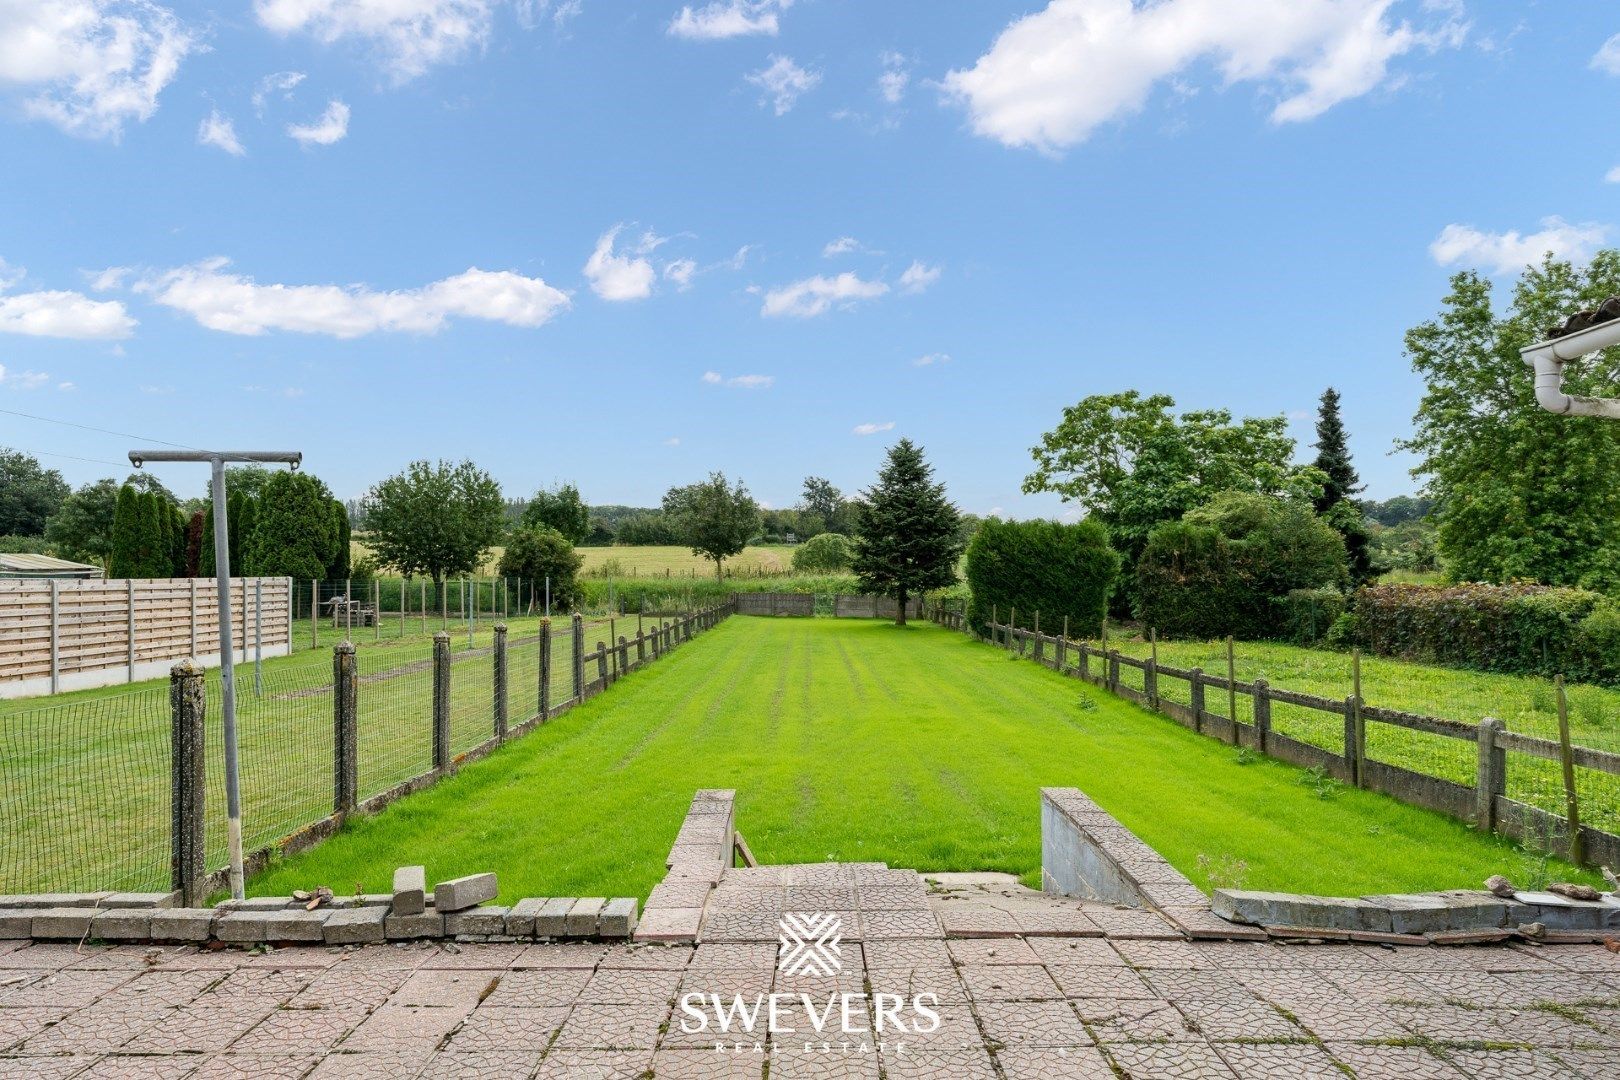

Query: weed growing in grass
1517;845;1553;891
1298;765;1343;800
1233;747;1258;766
1077;697;1097;712
1195;853;1249;889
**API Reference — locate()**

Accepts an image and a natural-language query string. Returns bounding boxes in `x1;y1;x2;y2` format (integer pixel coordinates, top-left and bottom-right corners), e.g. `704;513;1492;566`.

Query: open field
0;612;639;893
1093;630;1620;834
349;540;799;577
251;617;1592;904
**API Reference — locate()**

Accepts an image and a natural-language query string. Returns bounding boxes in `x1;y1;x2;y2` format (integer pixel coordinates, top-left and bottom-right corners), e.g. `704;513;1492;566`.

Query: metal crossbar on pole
128;448;301;902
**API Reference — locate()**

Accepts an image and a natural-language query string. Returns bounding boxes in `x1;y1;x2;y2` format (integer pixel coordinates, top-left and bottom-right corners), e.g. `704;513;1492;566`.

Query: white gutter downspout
1521;319;1620;419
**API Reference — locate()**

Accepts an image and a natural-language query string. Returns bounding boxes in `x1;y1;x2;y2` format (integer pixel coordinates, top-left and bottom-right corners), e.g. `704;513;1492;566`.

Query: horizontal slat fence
0;578;292;698
939;607;1620;870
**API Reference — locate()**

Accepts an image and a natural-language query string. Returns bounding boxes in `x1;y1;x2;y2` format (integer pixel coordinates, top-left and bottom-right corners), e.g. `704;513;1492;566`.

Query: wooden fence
0;577;293;698
834;595;923;619
935;608;1620;869
734;592;815;616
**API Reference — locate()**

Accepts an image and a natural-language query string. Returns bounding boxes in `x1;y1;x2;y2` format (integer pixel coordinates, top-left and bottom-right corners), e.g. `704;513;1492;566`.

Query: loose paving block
567;898;606;937
324;906;387;945
0;908;31;938
88;909;152;941
229;896;296;911
385;911;444;939
393;866;427;916
506;897;549;937
535;897;576;938
599;898;638;938
1363;892;1513;935
0;893;111;909
634;907;702;943
103;892;179;909
434;873;498;913
31;907;94;939
445;906;510;936
150;908;215;941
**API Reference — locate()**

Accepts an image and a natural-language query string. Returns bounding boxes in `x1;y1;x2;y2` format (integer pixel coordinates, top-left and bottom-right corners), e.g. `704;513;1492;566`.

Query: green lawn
251;617;1594;904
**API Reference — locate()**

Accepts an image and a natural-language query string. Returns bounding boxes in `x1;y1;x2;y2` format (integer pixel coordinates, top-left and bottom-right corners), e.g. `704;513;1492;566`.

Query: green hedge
1352;582;1620;683
964;518;1120;637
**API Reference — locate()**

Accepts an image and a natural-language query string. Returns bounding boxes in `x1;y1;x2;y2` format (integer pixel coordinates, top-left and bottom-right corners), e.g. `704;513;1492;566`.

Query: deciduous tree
0;449;69;537
521;483;591;544
365;459;505;606
853;439;963;626
663;473;759;580
44;479;119;569
498;525;584;611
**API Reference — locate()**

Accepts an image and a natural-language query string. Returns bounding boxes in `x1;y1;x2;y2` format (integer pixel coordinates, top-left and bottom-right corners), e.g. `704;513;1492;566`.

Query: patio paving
3;865;1620;1078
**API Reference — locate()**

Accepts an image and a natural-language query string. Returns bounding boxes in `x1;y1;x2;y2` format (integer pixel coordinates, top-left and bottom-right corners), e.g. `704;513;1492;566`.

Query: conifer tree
1311;387;1374;586
109;484;141;578
852;438;963;625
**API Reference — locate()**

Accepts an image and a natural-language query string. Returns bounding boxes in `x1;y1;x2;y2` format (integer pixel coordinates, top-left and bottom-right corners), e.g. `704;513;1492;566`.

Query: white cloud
584;225;660;301
251;70;304;115
198;109;245;155
912;352;950;366
287;100;349;147
898;260;942;294
746;54;819;115
0;0;198;139
664;258;697;290
853;421;895;436
0;369;52;390
0;260;135;339
139;257;571;337
878;51;909;104
254;0;495;81
663;436;681;446
58;381;76;391
667;0;789;40
943;0;1467;153
1594;33;1620;75
701;370;773;388
85;266;129;291
1429;216;1610;276
823;237;867;257
761;272;888;318
1606;165;1620;184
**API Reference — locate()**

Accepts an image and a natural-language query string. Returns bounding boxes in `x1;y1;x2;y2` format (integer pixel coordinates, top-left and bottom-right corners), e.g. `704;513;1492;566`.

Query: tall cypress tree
1311;387;1373;585
852;438;964;625
327;499;352;580
110;484;141;578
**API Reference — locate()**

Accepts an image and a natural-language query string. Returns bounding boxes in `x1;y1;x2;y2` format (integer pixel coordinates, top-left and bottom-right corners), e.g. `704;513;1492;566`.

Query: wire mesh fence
0;602;725;896
0;685;172;893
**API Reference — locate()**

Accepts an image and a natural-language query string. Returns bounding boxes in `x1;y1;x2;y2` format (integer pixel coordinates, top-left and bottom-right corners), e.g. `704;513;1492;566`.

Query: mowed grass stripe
250;618;1595;903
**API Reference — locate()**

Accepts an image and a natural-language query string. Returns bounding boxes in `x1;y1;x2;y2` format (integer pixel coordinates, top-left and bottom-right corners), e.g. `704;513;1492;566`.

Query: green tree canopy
662;472;759;579
1402;254;1620;590
800;476;852;535
245;471;339;581
326;500;352;580
1022;392;1326;572
852;439;963;625
497;525;585;611
365;459;505;601
44;478;119;568
965;517;1120;637
0;449;70;537
791;531;855;572
520;483;591;544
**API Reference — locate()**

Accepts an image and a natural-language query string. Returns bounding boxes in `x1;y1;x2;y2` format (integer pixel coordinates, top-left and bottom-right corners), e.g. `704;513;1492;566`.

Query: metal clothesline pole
128;448;302;902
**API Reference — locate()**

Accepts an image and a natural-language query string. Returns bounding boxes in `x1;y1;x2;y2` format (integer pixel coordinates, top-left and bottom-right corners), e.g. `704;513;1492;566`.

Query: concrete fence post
570;614;585;700
538;618;552;718
169;660;207;907
1107;650;1120;691
333;642;357;815
127;579;137;683
493;623;509;742
1078;642;1090;681
664;621;673;651
433;632;451;773
1343;697;1361;786
637;629;647;665
48;579;60;695
618;635;629;674
1252;678;1270;754
1189;669;1205;734
1476;717;1505;833
596;642;608;688
1144;656;1158;708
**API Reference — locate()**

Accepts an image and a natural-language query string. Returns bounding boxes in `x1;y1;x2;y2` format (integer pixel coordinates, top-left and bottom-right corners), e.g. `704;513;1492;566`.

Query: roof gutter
1521;319;1620;419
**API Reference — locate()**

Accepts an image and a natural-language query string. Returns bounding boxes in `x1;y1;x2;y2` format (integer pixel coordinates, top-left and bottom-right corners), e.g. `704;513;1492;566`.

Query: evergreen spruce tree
852;438;964;625
109;484;141;578
1310;387;1373;586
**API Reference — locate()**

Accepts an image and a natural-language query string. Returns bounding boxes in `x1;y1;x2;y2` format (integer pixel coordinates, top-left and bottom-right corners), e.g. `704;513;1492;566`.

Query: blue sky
1;0;1617;516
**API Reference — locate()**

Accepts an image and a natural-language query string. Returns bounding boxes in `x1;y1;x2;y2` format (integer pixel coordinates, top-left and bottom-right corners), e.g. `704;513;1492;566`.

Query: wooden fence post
433;632;451;773
1144;653;1158;708
571;613;585;700
1556;676;1584;864
1189;669;1205;734
1059;616;1068;670
493;623;508;742
1252;678;1270;753
333;642;357;815
1079;642;1091;682
1476;717;1505;833
1107;650;1120;691
170;660;206;907
1225;636;1237;741
1343;697;1361;785
1351;649;1366;788
539;618;552;719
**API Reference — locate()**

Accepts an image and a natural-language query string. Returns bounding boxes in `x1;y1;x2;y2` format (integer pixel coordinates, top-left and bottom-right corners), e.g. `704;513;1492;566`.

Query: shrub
1353;582;1618;682
1279;588;1347;646
964;517;1120;637
498;525;584;611
1135;493;1348;640
792;532;855;573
